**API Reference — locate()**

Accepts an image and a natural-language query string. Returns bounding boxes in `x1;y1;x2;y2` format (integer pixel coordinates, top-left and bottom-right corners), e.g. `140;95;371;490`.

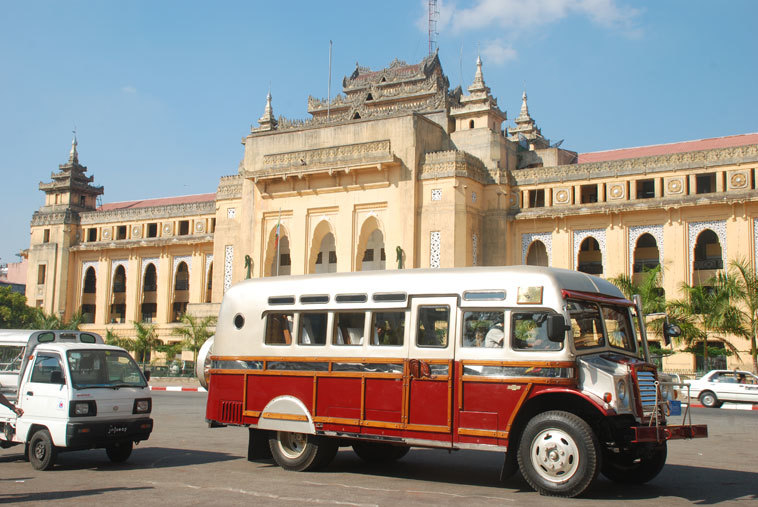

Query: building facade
27;52;758;370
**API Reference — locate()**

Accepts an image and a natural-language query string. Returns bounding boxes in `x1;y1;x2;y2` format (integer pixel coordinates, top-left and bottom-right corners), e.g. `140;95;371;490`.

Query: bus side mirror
547;315;570;343
143;370;151;381
663;322;681;346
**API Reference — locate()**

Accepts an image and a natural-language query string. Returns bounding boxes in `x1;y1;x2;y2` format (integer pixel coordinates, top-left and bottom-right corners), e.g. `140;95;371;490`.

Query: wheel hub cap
531;429;579;482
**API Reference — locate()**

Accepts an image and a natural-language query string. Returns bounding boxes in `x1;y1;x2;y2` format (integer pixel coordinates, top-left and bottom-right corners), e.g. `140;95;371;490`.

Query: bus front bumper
632;424;708;443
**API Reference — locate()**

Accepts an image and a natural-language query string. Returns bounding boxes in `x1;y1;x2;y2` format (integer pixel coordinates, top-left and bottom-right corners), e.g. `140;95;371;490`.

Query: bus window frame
263;311;295;346
297;311;330;347
369;309;408;348
510;307;564;352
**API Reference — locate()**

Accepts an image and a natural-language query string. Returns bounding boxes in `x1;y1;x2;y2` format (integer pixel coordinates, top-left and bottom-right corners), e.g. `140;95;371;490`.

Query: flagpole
275;208;282;276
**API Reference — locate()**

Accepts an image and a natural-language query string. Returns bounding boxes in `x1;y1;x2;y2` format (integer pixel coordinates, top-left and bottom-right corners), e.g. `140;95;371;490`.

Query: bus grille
221;400;243;424
636;370;659;417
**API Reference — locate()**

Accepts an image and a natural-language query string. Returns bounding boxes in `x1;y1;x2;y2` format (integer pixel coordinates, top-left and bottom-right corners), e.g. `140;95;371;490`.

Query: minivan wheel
29;429;57;471
106;441;133;463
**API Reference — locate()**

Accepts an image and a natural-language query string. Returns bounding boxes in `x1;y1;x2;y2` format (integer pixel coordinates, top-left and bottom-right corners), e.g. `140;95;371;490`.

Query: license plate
107;424;129;437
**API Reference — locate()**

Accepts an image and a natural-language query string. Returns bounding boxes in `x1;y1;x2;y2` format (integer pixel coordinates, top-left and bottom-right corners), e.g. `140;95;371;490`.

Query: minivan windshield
67;349;147;389
567;299;636;353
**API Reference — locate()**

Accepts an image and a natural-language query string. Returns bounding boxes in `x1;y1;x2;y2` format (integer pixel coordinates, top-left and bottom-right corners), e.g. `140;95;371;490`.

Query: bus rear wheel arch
517;410;600;497
268;431;338;472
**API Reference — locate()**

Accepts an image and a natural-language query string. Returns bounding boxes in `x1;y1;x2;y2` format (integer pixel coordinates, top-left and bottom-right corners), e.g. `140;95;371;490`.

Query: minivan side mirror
50;370;65;385
547;315;570;343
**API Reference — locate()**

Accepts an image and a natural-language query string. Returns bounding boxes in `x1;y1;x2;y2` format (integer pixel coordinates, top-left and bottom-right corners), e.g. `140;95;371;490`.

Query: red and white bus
201;266;706;497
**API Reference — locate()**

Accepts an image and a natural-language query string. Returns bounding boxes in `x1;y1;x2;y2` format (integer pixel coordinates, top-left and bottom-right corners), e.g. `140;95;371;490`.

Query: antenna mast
428;0;439;56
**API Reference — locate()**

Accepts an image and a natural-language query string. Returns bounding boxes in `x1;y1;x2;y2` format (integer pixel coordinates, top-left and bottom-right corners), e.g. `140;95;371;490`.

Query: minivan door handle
26;391;34;396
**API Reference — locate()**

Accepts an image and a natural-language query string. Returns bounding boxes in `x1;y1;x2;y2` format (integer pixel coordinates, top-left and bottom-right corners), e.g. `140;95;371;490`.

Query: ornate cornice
514;144;758;186
420;150;494;185
217;175;242;201
245;140;394;180
70;234;214;252
79;201;216;225
31;209;79;226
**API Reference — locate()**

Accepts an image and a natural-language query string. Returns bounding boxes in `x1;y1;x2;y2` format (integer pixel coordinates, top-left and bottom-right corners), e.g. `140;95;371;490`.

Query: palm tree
667;274;744;369
609;265;666;315
28;309;83;330
104;328;133;350
132;321;162;364
727;259;758;374
172;313;216;364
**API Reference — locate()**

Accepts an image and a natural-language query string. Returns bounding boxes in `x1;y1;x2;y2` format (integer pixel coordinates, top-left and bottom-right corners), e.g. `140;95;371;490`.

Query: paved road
1;393;756;506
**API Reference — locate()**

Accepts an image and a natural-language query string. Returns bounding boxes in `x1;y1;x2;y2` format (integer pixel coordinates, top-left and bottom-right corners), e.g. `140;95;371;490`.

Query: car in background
683;370;758;408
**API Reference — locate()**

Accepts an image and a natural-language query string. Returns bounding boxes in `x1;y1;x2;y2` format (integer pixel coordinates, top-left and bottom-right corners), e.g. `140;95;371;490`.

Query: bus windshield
568;299;636;353
67;349;147;389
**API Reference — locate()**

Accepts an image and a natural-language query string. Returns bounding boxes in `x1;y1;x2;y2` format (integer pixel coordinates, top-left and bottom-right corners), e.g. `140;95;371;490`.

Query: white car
684;370;758;408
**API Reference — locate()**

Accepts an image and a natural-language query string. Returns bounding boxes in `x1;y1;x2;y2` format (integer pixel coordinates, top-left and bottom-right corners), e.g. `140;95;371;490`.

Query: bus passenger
485;322;504;347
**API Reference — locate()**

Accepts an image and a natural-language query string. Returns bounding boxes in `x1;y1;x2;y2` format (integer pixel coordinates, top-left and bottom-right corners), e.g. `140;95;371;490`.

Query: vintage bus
202;266;706;497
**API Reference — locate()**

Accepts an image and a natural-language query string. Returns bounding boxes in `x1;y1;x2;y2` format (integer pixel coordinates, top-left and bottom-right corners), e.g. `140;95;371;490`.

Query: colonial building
26;52;758;370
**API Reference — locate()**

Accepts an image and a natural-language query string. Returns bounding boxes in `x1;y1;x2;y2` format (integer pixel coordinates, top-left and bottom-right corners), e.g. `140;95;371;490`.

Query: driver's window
30;353;63;384
512;311;562;351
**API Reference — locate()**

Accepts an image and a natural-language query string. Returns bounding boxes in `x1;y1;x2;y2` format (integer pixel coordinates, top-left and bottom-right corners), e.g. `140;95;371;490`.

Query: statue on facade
244;255;252;279
396;246;404;269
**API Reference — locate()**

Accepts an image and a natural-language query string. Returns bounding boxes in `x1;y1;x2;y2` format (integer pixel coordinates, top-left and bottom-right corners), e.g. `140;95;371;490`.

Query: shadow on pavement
320;448;758;503
0;486;153;503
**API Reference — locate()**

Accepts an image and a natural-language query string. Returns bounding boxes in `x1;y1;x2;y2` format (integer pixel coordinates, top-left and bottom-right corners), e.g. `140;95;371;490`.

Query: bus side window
371;311;405;346
462;310;504;347
512;311;561;351
333;312;365;346
265;313;294;345
416;306;450;348
299;313;328;346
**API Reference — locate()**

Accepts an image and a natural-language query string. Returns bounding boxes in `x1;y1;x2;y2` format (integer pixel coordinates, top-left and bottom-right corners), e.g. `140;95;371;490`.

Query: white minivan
0;330;153;469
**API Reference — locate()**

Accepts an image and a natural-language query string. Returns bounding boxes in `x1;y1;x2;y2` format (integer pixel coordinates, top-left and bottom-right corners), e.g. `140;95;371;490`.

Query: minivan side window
30;353;63;383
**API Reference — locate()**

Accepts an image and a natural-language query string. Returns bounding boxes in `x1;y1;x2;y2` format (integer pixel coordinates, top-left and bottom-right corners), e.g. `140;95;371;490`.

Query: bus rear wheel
517;411;600;497
602;444;667;484
268;431;338;472
352;441;409;463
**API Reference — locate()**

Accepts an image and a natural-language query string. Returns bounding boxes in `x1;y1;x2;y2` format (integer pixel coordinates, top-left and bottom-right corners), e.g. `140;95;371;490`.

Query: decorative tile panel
205;254;214;280
522;232;553;265
472;233;478;266
224;245;234;293
430;231;441;268
227;207;236;219
431;189;442;201
628;225;663;275
688;220;727;271
131;225;142;239
664;176;685;196
195;221;205;233
553;187;572;205
607;183;626;201
573;229;606;271
471;191;477;203
728;170;750;191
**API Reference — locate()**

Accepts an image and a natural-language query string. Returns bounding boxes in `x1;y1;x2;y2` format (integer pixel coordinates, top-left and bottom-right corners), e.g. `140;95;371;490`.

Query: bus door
405;296;457;439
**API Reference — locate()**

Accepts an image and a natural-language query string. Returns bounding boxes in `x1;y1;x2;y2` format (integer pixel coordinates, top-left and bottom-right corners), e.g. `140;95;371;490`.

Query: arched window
110;265;126;323
314;233;337;274
526;241;548;266
633;233;660;274
81;267;96;324
577;237;603;275
141;264;157;323
693;229;723;285
361;229;386;271
172;262;189;322
469;119;475;129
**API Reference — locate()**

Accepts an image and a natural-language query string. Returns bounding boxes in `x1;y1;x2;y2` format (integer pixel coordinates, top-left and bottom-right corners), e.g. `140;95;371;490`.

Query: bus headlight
616;380;628;406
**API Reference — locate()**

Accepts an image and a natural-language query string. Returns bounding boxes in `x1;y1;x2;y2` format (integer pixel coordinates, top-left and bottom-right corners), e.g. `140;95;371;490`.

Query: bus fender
528;386;616;417
257;396;315;434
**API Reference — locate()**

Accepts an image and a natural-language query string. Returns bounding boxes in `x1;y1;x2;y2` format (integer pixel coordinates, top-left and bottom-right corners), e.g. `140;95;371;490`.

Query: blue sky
1;0;756;267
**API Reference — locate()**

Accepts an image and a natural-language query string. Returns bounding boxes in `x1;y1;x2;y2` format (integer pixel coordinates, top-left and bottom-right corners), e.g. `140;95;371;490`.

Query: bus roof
223;266;624;304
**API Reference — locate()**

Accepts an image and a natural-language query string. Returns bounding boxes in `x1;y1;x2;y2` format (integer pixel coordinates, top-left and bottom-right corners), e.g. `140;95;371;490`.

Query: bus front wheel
352;441;409;463
517;411;600;497
268;431;338;472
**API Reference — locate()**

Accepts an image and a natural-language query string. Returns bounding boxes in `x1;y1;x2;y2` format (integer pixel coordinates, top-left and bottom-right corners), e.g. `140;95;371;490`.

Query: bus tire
106;441;133;463
601;444;667;484
268;431;338;472
29;429;57;471
352;442;409;463
517;411;599;497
